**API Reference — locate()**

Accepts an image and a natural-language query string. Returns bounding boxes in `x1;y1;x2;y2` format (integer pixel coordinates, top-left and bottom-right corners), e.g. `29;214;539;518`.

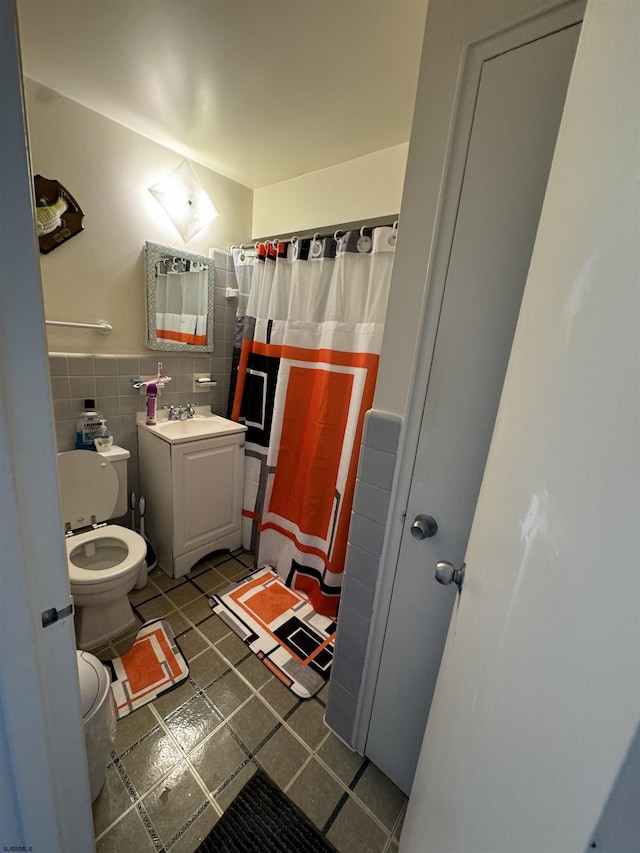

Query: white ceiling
16;0;428;190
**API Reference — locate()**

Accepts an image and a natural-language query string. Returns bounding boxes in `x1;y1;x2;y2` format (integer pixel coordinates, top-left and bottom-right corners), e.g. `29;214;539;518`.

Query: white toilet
58;447;148;650
77;650;116;802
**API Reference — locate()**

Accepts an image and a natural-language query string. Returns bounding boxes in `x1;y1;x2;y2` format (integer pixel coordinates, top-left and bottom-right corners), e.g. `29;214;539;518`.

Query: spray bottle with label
146;383;158;425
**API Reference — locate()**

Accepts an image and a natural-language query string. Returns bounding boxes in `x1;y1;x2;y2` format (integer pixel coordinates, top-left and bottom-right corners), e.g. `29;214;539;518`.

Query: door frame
354;0;585;755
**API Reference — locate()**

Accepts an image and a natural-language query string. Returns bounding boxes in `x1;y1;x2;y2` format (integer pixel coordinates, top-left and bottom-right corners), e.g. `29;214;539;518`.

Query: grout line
136;800;164;851
118;721;163;760
283;751;315;794
282;699;303;722
315;692;328;709
210;755;259;801
390;801;407;843
382;835;397;853
321;790;350;836
247;720;283;758
348;757;370;791
163;800;213;850
334;756;409;836
316;728;332;750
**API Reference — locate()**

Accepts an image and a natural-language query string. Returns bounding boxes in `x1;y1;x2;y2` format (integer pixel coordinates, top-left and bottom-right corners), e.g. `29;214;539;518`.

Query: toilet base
133;561;149;590
74;595;137;650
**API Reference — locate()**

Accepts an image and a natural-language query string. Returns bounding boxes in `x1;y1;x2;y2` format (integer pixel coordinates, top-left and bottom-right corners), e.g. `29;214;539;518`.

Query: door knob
435;560;465;593
410;514;438;539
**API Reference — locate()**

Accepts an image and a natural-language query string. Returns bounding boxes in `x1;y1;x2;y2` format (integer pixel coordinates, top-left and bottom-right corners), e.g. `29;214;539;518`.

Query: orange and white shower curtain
230;228;395;618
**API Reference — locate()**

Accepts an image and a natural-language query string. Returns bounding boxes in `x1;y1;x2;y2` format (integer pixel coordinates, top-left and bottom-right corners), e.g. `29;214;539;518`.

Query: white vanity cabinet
137;412;246;578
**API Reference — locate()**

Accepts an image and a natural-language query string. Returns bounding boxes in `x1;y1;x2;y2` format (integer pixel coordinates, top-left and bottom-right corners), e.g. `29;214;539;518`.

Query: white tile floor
90;551;406;852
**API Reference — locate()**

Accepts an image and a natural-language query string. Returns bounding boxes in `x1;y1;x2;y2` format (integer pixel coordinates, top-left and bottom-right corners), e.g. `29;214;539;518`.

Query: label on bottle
82;418;102;444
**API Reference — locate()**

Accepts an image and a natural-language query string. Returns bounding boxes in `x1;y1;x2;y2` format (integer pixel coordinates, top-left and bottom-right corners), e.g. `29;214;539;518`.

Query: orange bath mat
210;568;336;699
102;619;189;719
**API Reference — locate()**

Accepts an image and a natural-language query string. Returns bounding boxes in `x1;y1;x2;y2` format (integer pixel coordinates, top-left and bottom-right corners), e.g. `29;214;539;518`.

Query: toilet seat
67;524;147;586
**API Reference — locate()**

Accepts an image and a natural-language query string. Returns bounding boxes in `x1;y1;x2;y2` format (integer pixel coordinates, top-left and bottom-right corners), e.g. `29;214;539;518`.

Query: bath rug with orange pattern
102;618;189;719
210;567;336;699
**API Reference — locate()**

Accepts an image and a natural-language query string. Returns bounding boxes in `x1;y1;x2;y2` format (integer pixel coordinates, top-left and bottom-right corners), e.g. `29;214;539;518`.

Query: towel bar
45;320;112;335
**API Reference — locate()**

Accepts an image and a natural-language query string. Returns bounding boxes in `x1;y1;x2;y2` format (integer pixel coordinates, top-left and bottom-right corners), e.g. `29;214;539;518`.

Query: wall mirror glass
145;241;215;352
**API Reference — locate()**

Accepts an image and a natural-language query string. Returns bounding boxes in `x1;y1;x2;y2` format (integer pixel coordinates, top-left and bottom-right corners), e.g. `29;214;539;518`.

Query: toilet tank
94;445;130;519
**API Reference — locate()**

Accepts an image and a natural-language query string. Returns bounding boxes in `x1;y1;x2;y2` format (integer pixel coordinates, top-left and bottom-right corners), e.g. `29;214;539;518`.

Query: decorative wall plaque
34;175;84;254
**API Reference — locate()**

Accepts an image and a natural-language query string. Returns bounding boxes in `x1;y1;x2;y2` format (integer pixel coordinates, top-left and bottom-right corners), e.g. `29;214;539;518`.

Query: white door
0;3;95;849
402;0;639;849
366;23;580;793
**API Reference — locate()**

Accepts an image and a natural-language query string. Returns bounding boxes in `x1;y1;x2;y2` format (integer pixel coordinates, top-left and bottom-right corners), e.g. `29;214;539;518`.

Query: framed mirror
145;241;215;352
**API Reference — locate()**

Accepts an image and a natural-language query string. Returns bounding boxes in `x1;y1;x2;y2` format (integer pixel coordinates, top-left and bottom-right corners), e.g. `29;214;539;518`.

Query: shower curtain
230;227;396;618
155;258;208;346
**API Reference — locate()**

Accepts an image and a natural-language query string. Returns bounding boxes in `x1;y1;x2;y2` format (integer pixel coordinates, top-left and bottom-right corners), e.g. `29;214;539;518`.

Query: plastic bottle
93;420;113;453
146;383;158;425
76;399;102;450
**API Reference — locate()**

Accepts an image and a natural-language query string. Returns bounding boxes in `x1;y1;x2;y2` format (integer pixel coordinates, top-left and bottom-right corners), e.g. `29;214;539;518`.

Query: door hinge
41;598;74;628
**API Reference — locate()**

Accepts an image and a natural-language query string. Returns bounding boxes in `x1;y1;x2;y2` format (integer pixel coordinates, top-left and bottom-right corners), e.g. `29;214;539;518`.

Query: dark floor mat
195;768;337;853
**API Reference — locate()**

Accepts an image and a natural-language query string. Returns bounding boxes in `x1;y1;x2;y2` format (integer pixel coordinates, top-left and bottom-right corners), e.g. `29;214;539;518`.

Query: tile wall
48;250;238;502
325;410;403;745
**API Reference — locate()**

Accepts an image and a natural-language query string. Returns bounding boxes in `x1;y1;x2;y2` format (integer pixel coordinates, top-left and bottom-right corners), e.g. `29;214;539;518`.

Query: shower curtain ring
360;225;368;238
334;230;343;241
310;233;322;257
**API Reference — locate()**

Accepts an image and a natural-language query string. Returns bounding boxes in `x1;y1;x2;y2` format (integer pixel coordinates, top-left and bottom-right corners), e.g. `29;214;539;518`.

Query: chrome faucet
164;403;196;421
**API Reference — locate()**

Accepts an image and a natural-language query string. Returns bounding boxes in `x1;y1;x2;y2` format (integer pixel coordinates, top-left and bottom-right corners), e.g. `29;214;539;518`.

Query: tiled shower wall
326;410;403;746
48;250;238;503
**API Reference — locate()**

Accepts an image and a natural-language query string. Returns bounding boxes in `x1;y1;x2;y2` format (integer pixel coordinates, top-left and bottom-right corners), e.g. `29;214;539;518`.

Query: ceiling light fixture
148;159;219;243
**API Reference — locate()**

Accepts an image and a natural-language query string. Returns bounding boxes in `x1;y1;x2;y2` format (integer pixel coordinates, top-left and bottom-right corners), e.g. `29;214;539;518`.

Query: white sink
136;410;246;444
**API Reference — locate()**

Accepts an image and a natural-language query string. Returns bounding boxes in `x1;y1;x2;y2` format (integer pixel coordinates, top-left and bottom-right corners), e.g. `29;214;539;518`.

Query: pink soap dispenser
146;383;158;425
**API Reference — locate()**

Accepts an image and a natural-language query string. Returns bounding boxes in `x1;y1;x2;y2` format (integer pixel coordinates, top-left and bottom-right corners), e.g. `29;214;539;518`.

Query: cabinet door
172;435;243;555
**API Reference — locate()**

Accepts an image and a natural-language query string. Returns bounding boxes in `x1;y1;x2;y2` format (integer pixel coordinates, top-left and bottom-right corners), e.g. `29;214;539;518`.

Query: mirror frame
145;240;215;352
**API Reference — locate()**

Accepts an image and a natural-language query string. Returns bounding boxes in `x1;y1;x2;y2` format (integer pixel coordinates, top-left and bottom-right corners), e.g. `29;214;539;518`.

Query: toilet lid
58;451;118;530
76;651;110;720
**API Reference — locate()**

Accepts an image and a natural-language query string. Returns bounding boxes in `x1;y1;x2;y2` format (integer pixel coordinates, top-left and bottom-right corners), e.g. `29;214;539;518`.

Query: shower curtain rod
231;219;398;252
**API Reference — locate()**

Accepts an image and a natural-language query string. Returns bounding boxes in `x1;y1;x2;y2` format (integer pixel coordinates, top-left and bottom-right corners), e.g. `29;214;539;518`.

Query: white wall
374;0;571;417
23;79;253;355
252;144;407;238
